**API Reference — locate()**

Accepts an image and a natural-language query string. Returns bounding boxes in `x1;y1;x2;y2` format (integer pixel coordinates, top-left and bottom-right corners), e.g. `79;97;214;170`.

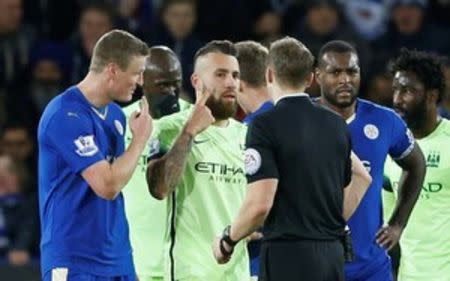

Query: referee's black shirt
244;94;352;242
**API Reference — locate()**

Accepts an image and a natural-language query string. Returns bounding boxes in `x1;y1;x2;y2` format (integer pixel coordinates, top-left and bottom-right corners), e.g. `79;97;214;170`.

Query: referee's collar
274;93;309;105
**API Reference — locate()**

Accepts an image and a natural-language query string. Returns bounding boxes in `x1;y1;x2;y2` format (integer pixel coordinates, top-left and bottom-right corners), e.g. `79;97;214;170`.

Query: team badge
114;120;124;136
244;148;262;175
74;135;98;157
364;124;379;140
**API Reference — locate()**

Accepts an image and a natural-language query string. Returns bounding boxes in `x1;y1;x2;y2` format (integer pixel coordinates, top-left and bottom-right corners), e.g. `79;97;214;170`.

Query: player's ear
239;80;246;93
105;63;118;81
191;73;199;89
315;67;322;85
305;72;314;89
428;89;439;105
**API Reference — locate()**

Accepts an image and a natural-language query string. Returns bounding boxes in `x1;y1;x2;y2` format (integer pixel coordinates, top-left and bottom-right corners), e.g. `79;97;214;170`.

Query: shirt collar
274;93;309;105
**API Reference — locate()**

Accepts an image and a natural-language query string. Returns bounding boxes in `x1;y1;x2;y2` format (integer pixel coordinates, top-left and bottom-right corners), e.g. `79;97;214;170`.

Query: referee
212;37;372;281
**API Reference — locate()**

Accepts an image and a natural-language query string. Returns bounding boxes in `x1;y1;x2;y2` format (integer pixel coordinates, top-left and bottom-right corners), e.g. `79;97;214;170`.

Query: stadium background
0;0;449;280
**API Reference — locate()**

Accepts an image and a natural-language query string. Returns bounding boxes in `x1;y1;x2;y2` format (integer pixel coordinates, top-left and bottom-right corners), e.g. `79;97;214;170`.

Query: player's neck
213;119;230;127
77;72;111;107
321;98;355;121
411;111;441;139
248;88;271;114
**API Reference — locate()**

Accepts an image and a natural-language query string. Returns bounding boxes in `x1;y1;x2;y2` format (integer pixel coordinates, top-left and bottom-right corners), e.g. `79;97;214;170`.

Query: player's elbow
253;201;273;220
149;184;168;200
92;183;121;200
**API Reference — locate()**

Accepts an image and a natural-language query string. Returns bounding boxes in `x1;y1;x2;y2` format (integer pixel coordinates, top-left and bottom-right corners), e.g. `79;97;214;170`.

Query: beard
206;92;237;120
323;87;358;108
396;98;428;130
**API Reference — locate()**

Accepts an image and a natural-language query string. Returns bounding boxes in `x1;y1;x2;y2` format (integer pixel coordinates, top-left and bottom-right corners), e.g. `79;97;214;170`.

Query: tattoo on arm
147;131;193;199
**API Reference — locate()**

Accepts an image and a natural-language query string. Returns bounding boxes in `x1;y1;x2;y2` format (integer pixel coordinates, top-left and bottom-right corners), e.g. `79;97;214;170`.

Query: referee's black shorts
259;240;344;281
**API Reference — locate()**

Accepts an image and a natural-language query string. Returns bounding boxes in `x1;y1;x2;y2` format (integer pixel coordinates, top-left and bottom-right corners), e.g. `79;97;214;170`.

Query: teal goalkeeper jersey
149;109;250;281
122;99;191;278
384;119;450;281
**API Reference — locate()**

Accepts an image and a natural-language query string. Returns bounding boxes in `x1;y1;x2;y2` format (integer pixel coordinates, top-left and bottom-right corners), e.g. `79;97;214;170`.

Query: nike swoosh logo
193;138;209;145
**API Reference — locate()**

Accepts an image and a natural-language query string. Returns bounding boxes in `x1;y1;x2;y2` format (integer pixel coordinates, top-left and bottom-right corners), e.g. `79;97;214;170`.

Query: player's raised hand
129;96;153;144
183;81;215;136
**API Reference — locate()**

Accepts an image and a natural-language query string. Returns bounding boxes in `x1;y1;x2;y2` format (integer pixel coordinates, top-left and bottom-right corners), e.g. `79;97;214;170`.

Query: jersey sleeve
244;116;279;183
147;113;184;161
389;111;415;160
45;110;105;173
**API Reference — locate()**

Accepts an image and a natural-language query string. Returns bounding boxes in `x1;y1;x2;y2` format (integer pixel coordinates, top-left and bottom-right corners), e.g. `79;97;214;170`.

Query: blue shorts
43;268;136;281
345;257;393;281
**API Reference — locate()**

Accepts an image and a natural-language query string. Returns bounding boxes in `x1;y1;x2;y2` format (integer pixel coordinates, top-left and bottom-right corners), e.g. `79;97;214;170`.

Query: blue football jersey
38;86;134;276
345;99;414;276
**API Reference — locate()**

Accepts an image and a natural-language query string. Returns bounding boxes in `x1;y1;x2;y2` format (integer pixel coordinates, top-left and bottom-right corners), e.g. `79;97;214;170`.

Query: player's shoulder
154;108;191;134
108;101;126;120
438;118;450;136
40;86;90;126
357;98;402;122
357;98;395;116
228;118;247;134
158;108;190;124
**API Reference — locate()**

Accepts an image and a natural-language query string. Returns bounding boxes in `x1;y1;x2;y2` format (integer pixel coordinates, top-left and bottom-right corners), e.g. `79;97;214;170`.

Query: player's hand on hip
184;82;215;136
129;96;153;144
376;223;404;250
212;236;232;264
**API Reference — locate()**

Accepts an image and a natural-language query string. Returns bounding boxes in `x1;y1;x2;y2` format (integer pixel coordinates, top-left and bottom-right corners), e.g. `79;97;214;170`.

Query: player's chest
349;122;390;166
91;117;125;157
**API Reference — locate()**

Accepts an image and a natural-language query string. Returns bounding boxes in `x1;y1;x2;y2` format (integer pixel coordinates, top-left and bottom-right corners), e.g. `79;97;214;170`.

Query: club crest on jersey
114;120;124;136
244;148;261;175
364;124;379;140
74;135;98;157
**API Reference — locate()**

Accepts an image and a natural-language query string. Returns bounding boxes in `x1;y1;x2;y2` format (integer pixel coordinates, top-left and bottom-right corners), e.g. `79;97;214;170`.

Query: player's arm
389;143;425;227
343;152;372;220
82;97;153;200
213;117;278;264
146;87;214;200
229;178;277;241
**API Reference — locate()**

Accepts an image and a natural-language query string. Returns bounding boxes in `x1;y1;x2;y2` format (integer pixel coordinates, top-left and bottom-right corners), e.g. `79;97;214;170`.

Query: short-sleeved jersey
246;95;352;241
345;99;414;276
148;109;249;281
122;99;191;278
384;119;450;281
38;86;134;276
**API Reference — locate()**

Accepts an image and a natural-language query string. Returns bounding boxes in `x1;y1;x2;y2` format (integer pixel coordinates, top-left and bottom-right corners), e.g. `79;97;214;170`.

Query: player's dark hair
193;40;237;69
317;40;358;67
390;48;445;103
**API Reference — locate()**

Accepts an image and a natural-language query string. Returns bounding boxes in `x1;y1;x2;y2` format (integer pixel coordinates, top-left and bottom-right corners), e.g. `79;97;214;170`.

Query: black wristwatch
220;225;238;256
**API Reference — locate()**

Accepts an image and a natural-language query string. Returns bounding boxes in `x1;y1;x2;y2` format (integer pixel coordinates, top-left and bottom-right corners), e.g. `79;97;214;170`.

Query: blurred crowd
0;0;450;267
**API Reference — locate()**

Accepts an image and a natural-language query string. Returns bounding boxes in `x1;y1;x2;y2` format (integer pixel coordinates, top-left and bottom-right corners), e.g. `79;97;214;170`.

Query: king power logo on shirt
195;162;245;184
426;150;440;168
